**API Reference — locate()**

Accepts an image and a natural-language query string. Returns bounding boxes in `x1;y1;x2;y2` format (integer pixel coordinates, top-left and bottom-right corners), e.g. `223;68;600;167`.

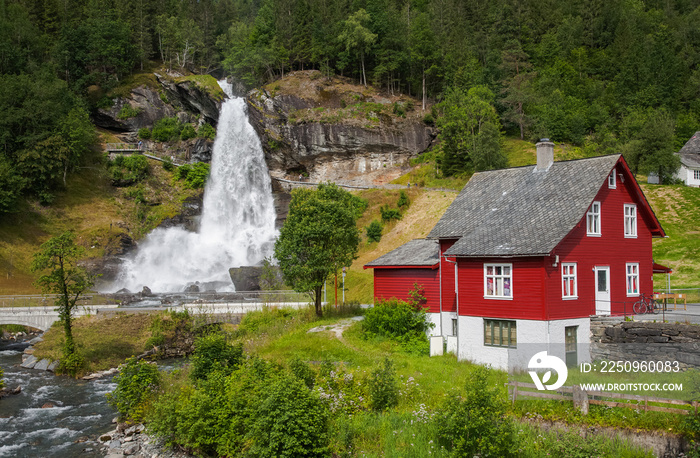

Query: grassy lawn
33;313;156;374
158;307;662;456
344;188;456;304
643;184;700;290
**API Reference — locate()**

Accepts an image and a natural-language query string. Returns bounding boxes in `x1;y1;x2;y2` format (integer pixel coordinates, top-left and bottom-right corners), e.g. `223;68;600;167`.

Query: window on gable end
624;204;637;238
587;202;601;236
608;171;616;188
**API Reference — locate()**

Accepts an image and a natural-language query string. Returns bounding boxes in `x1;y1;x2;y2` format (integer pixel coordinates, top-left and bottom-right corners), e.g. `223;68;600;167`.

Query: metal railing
0;294;121;308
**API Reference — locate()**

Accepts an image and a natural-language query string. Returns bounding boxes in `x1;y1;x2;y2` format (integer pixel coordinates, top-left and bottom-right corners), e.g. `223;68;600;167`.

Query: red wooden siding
545;162;653;319
440;240;457;313
374;268;440;313
456;257;546;320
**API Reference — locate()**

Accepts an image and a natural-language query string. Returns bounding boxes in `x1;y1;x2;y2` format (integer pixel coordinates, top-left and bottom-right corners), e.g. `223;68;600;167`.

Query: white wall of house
457;316;591;371
426;312;442;337
441;311;458;337
675;164;700;187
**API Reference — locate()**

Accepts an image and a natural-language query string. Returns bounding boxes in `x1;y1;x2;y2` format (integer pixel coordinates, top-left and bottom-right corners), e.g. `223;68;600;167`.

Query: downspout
444;256;458;336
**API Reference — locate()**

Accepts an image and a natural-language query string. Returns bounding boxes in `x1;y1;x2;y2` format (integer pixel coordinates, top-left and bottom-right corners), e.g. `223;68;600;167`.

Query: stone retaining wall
590;317;700;368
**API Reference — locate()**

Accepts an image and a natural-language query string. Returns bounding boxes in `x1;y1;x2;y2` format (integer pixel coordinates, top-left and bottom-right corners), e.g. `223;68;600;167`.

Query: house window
484;319;517;348
587;202;601;236
608;171;616;188
624;204;637;237
484;264;512;298
626;263;640;296
694;170;700;180
452;318;458;336
562;263;577;299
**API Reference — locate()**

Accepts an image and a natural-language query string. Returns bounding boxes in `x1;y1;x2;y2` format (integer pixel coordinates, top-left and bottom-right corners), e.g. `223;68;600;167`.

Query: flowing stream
113;81;278;293
0;343;116;457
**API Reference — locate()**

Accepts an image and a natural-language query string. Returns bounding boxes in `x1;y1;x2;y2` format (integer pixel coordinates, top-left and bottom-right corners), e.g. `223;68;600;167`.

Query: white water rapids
112;81;278;292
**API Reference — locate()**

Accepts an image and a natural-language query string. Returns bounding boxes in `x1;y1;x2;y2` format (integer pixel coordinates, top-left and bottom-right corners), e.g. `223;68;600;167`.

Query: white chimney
535;139;554;172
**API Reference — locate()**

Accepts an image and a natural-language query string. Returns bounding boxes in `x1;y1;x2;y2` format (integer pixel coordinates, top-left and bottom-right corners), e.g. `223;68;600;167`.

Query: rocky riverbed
99;422;193;458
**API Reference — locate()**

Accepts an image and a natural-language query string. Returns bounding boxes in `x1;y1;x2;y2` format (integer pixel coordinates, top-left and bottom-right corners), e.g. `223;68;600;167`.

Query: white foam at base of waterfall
112;81;278;293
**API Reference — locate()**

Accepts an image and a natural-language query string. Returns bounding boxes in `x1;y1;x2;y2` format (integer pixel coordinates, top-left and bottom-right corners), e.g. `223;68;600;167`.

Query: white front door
594;266;611;315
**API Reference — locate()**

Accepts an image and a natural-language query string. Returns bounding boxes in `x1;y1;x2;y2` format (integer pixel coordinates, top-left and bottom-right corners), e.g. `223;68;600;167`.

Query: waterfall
112;81;278;292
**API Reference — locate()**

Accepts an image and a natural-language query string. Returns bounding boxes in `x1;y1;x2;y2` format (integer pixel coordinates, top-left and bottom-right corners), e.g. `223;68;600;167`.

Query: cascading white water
112;81;278;292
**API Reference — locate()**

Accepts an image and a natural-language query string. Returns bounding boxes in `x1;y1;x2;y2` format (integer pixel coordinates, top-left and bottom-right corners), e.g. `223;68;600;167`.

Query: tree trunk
422;67;426;111
361;53;367;87
314;284;323;317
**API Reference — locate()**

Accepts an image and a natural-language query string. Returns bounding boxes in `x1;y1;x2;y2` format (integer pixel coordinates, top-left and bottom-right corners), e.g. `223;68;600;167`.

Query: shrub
174;162;210;189
152;117;182;142
180;125;196;141
350;195;368;219
162;158;175;172
0;367;4;390
364;297;432;339
290;357;316;389
117;104;141;119
138;127;151;139
107;356;160;422
380;204;402;222
148;357;329;457
397;190;410;209
366;220;383;243
248;374;330;457
190;333;244;381
198;123;216;140
392;102;406;117
435;366;516;457
108;154;150;186
423;113;435;126
368;358;399;411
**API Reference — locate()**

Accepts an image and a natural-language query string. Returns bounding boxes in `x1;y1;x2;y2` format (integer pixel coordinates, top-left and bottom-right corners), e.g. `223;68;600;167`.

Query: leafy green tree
437;86;506;176
31;232;96;375
338;9;377;87
274;183;360;316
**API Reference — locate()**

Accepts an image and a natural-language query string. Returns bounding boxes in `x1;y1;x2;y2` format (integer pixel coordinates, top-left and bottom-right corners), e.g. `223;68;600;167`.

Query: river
0;340;116;457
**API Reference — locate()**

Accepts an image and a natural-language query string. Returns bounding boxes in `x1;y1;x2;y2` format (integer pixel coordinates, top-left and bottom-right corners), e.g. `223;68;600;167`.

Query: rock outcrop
92;73;224;133
246;70;436;187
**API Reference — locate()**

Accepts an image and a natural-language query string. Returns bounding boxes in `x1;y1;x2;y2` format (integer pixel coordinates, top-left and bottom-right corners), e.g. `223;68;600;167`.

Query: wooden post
512;381;518;405
573;385;589;415
334;272;338;308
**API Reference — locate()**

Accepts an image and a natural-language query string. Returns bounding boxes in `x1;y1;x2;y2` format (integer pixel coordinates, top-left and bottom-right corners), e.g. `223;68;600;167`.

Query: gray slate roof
678;132;700;168
365;239;440;267
429;155;621;257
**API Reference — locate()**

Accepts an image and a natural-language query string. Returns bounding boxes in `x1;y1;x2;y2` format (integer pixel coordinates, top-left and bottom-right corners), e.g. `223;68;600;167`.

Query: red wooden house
367;141;666;370
364;239;441;330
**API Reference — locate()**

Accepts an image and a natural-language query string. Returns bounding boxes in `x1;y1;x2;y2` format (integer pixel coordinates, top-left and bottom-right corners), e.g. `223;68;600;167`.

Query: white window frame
484;263;513;299
562;263;578;299
587;201;601;236
608;171;616;188
624;204;637;238
626;263;640;297
484;319;517;348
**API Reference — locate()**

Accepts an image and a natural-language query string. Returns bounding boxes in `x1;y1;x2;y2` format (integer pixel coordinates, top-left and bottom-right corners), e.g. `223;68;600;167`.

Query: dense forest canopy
1;0;697;212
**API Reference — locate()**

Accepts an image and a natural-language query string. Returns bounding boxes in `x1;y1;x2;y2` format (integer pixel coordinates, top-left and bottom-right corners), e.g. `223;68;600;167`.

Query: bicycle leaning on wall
632;292;660;315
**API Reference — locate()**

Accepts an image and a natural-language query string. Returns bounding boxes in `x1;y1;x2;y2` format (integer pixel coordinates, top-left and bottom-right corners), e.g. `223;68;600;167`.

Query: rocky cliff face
246;71;435;186
93;73;223;133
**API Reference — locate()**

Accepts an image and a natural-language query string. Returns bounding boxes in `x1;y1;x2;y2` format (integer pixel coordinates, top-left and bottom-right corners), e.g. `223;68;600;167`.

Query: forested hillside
1;0;697;215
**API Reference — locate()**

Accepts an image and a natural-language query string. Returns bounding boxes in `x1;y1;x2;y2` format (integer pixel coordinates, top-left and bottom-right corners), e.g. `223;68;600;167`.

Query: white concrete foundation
457;316;591;371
